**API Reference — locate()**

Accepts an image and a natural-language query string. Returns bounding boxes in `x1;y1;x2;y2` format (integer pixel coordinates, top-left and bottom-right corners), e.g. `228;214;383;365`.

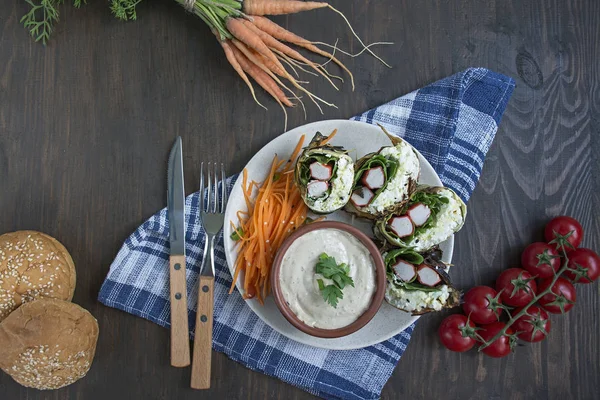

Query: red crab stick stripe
417;265;441;287
361;166;385;190
309;162;333;180
388;215;414;238
350;187;374;207
307;180;329;198
392;260;417;282
407;203;431;227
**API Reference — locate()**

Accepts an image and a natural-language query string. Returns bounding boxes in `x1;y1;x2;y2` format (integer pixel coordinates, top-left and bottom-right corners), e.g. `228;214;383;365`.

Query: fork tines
199;162;227;214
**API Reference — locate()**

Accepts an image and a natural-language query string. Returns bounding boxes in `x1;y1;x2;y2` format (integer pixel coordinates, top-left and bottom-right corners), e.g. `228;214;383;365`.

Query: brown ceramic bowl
271;221;386;338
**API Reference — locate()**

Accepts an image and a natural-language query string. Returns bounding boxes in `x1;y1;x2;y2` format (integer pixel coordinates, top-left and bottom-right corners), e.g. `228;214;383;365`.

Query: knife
167;136;191;367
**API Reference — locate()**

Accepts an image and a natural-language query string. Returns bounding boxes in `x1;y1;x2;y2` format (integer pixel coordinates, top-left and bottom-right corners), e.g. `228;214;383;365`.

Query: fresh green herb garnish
317;279;343;308
272;173;281;182
230;228;243;241
315;253;355;307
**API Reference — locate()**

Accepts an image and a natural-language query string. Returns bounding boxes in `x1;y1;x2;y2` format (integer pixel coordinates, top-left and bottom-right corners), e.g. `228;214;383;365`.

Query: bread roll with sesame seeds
0;231;76;321
0;298;98;390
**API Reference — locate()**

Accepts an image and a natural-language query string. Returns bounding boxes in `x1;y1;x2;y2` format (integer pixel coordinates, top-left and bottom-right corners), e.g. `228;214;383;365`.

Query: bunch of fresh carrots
109;0;390;128
229;134;326;303
22;1;389;124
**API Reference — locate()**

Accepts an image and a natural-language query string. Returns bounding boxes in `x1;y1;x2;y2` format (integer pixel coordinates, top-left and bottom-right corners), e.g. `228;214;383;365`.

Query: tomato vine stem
478;244;570;351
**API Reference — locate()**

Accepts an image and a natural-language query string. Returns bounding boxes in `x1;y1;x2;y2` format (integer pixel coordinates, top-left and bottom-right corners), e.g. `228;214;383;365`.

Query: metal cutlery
191;162;226;389
167;137;191;367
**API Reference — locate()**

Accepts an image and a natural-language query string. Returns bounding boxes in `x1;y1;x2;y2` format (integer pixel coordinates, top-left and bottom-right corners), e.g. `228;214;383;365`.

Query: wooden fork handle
169;255;190;367
191;276;214;389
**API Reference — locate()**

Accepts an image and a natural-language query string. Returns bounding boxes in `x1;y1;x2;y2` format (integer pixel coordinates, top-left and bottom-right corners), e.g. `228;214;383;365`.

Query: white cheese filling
385;282;451;313
363;143;420;214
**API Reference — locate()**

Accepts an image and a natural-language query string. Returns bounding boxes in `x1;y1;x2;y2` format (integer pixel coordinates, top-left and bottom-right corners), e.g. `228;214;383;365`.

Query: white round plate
223;120;452;350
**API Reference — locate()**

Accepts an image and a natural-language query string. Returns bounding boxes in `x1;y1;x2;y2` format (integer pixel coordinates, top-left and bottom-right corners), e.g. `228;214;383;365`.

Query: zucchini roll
345;126;420;219
294;131;354;213
375;186;466;252
383;247;460;315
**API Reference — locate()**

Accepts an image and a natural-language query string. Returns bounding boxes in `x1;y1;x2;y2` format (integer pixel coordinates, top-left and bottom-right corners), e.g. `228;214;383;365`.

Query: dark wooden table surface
1;0;599;399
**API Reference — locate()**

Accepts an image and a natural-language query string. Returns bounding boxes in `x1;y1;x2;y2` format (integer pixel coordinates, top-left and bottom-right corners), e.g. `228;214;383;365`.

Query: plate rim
223;119;453;350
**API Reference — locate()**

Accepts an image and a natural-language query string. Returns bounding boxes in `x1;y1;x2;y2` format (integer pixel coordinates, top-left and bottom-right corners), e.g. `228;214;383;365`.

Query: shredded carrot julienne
229;134;309;304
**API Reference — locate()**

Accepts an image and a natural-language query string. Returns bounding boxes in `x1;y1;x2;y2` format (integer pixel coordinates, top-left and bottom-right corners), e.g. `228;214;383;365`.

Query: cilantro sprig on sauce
315;253;355;308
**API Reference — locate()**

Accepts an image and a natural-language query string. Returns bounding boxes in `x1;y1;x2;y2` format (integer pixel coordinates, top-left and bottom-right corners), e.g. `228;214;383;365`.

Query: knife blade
167;136;190;368
168;137;186;257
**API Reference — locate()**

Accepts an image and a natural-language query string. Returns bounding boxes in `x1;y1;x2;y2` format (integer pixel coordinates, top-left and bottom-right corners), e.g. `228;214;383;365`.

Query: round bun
0;231;76;321
0;298;99;390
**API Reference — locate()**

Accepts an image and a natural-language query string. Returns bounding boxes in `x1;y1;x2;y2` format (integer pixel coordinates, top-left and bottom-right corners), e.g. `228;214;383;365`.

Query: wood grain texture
0;0;599;399
169;254;191;367
191;276;214;390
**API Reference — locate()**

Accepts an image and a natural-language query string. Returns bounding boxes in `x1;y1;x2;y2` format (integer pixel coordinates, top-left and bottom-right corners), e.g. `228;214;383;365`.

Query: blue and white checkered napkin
99;68;514;399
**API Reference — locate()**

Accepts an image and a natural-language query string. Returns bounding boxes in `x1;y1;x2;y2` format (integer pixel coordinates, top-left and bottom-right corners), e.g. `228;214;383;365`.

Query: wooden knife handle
191;276;214;389
169;255;190;367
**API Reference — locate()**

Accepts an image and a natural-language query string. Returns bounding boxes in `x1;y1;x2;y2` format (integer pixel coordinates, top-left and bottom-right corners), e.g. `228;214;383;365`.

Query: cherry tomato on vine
564;248;600;284
495;268;537;307
521;242;560;278
512;305;551;343
544;216;583;253
438;314;477;352
538;277;576;314
477;322;515;358
462;286;505;324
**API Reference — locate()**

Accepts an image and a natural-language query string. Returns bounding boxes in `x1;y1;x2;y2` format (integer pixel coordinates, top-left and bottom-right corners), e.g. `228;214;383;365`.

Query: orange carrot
242;19;339;90
226;17;285;74
251;16;355;90
230;43;291;129
251;49;286;78
229;43;293;107
219;39;266;110
232;39;311;115
319;128;338;145
229;135;309;303
243;0;328;16
233;38;335;113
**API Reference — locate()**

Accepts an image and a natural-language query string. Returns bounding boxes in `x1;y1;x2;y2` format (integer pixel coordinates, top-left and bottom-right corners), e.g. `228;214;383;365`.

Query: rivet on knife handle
169;255;190;367
191;276;214;389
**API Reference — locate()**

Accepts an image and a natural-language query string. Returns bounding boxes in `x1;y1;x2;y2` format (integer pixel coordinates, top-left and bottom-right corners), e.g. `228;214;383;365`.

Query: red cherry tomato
564;248;600;284
438;314;477;352
521;242;560;279
538;277;576;314
478;322;514;358
462;286;504;324
544;216;583;253
512;305;551;343
495;268;538;307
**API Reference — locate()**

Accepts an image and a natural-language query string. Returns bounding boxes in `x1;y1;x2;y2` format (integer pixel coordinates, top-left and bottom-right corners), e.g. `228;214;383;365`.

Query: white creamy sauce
363;142;420;214
308;155;354;213
279;228;376;329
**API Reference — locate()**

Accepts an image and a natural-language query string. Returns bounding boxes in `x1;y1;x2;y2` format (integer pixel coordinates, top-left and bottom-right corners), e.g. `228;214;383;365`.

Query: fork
191;162;226;390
